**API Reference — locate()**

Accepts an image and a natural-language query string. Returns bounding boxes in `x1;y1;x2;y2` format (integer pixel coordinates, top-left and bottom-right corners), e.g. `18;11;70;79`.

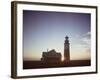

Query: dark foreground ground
23;60;91;69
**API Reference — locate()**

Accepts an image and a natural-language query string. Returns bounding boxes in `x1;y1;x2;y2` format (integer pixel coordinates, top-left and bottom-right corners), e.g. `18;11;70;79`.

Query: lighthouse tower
64;36;70;63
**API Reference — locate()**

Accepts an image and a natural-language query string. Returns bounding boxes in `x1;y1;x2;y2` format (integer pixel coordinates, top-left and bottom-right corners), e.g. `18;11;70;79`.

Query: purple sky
23;10;91;61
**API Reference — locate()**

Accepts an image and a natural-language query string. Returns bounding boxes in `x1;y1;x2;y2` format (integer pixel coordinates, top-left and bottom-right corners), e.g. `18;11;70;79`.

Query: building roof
42;49;61;58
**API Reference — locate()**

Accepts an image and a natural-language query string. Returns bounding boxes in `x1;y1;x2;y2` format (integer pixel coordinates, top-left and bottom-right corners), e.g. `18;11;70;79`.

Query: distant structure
41;49;61;64
41;35;70;64
64;36;70;63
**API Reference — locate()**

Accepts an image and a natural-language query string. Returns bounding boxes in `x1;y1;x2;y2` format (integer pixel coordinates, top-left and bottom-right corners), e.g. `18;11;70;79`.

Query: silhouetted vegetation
23;60;90;69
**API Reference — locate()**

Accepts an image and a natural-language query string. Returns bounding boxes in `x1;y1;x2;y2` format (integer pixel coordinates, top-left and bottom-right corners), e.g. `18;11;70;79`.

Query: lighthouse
64;36;70;63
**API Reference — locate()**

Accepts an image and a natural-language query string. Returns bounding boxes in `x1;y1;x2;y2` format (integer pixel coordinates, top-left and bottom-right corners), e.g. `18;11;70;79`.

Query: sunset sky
23;10;91;61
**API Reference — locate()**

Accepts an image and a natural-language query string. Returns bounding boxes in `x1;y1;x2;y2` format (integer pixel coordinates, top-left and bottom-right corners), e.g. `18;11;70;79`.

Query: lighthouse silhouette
64;36;70;63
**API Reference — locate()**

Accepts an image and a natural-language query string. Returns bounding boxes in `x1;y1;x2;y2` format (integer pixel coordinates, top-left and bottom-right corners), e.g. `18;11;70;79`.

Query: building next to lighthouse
41;49;61;64
41;35;70;64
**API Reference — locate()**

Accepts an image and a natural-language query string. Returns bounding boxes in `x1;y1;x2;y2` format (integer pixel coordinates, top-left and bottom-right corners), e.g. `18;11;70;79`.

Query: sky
23;10;91;61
